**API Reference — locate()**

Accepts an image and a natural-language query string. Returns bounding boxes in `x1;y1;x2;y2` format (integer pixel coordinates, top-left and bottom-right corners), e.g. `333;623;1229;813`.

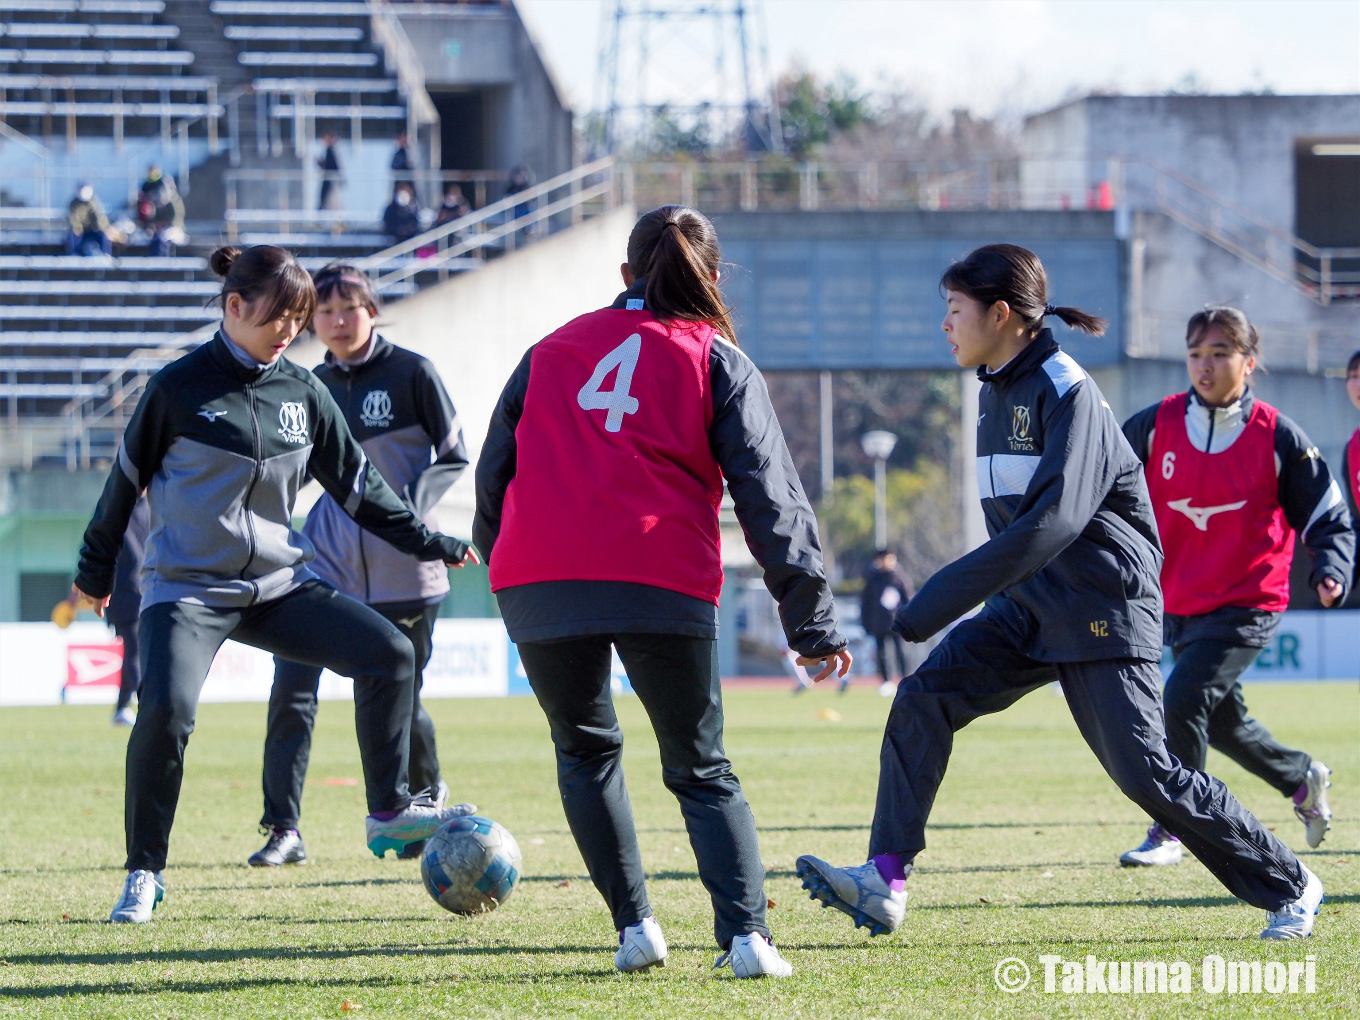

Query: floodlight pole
860;430;897;553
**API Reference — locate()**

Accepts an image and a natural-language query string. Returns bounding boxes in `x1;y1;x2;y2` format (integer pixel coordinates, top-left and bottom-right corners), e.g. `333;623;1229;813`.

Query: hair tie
1044;304;1057;316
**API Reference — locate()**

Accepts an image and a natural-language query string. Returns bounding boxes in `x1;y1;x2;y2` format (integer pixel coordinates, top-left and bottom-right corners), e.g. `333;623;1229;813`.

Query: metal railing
4;159;618;470
627;156;1360;306
367;0;439;169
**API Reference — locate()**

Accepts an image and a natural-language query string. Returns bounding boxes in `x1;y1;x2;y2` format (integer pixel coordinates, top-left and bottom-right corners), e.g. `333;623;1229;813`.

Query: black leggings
870;611;1306;912
125;582;416;872
875;633;911;684
112;615;141;711
518;633;768;950
1164;639;1311;797
262;603;442;831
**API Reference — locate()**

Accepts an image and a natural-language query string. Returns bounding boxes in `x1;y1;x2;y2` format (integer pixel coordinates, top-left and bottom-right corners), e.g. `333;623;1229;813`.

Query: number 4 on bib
577;334;642;432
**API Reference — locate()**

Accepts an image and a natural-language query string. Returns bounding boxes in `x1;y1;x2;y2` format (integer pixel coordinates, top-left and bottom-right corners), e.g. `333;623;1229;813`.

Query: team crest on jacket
361;389;395;428
1008;405;1035;451
278;401;308;444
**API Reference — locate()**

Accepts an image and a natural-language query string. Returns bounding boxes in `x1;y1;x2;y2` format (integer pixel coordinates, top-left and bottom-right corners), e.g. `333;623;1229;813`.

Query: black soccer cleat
248;827;308;867
397;839;427;860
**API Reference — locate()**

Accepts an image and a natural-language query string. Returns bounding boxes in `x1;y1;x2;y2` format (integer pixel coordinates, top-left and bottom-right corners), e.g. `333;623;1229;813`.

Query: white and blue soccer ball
420;815;522;915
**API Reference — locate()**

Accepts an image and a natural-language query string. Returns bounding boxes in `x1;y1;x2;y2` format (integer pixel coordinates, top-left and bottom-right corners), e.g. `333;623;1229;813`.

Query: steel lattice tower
592;0;781;157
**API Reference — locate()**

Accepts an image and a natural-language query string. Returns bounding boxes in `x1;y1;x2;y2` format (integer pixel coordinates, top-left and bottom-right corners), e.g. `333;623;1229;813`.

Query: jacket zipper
240;383;264;603
346;373;372;602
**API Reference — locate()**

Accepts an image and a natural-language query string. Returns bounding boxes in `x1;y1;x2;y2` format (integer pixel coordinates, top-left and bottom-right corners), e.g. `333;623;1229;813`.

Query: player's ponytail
940;243;1107;337
626;205;738;345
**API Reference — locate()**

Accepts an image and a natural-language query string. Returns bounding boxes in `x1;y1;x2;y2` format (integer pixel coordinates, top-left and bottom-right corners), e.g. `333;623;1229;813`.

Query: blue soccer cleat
366;801;477;858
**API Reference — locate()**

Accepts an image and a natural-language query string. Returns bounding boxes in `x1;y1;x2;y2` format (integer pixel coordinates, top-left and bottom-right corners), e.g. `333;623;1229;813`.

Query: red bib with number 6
1146;392;1293;615
489;309;725;603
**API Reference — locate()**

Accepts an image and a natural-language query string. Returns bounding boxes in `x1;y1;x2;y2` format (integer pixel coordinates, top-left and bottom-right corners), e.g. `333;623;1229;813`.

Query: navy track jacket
302;335;469;607
894;331;1164;662
76;334;469;611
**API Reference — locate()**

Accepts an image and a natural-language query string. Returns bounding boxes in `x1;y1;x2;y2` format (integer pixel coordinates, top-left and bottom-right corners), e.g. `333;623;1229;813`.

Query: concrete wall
398;1;573;180
1023;95;1360;226
379;205;637;537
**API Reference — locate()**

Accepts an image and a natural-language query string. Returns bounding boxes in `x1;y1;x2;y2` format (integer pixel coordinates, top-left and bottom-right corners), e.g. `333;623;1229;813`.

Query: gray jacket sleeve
408;356;469;518
895;378;1118;642
1274;412;1354;599
709;341;844;658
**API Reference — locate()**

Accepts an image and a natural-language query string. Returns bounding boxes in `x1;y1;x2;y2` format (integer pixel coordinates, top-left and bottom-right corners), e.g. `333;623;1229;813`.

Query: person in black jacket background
108;495;150;727
475;206;848;978
860;550;914;697
796;244;1323;943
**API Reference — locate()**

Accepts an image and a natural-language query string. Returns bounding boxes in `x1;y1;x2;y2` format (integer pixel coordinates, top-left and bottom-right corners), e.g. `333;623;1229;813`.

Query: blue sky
517;0;1360;120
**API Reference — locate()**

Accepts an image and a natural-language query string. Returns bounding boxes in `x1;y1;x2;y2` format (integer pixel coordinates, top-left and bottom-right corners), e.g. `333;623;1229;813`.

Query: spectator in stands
860;550;915;698
318;132;341;212
506;164;537;242
67;183;114;256
383;182;422;244
137;166;185;258
391;130;414;194
433;182;470;229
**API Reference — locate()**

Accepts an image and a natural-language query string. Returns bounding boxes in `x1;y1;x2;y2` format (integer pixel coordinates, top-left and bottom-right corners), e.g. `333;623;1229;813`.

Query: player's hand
1317;577;1343;608
69;583;109;619
796;648;853;684
446;545;481;569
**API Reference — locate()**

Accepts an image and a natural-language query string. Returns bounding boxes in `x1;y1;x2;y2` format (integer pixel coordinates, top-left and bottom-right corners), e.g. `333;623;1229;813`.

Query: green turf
0;682;1355;1018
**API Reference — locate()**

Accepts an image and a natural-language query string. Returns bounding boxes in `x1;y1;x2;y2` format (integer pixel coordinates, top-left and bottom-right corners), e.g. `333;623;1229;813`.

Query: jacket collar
1186;384;1254;428
977;329;1059;389
325;333;392;375
609;276;648;310
207;332;281;383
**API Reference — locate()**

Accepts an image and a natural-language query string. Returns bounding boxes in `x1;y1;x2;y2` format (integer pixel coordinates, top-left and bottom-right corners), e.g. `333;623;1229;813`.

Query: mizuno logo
395;615;423;629
198;409;228;422
1167;498;1247;531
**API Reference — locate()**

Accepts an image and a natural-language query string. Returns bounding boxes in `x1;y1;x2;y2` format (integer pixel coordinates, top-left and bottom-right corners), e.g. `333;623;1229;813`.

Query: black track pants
1164;639;1311;797
124;582;416;872
112;616;141;712
518;633;768;949
262;604;442;830
875;633;911;684
869;611;1306;912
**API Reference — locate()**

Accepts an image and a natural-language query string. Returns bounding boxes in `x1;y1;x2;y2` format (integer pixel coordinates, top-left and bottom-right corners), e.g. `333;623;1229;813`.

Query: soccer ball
420;815;522;915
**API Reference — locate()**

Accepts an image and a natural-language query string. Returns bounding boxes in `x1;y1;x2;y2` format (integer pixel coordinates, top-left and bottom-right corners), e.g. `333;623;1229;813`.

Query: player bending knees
794;246;1327;943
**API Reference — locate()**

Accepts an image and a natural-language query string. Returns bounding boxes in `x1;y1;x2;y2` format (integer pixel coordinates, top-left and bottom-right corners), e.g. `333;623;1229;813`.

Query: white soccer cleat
1261;866;1324;940
365;801;477;858
1294;761;1332;849
109;869;163;923
615;917;668;973
714;932;792;978
1119;825;1183;867
111;707;136;727
796;855;907;936
878;680;897;698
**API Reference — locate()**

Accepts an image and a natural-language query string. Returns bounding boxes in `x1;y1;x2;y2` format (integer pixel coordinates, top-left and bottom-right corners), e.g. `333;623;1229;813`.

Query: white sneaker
878;680;896;698
796;855;907;936
1261;866;1324;940
111;707;136;727
1119;825;1183;867
1294;761;1332;849
365;801;477;858
109;869;163;923
615;917;668;973
714;932;792;978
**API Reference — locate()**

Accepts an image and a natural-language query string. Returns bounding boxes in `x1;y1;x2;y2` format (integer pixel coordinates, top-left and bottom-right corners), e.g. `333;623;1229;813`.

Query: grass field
0;682;1355;1019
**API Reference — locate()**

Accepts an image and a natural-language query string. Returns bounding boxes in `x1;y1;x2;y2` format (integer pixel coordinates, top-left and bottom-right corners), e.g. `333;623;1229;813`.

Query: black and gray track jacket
473;281;845;657
76;333;469;611
1123;388;1354;647
303;335;468;607
894;331;1164;662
